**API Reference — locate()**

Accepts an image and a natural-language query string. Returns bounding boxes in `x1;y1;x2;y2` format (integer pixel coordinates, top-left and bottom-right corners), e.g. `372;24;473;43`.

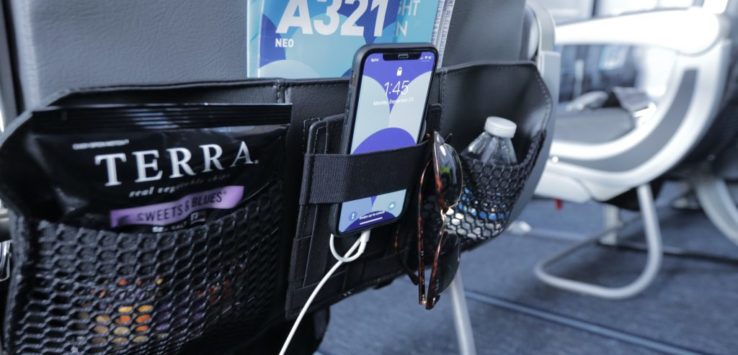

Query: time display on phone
384;80;411;96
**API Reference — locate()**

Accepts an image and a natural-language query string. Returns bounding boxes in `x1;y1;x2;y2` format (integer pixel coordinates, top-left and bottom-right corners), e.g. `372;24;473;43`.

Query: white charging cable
329;231;369;263
279;230;371;355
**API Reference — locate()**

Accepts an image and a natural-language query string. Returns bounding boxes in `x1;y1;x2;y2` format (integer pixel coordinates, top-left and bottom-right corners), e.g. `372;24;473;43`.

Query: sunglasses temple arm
425;231;447;309
417;194;426;305
417;164;430;306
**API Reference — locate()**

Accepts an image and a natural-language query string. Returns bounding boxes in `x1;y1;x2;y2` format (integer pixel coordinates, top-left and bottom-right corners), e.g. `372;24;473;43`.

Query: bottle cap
484;116;517;138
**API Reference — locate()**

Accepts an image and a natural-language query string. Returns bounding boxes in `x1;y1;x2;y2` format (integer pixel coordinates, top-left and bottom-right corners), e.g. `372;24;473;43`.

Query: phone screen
338;50;437;234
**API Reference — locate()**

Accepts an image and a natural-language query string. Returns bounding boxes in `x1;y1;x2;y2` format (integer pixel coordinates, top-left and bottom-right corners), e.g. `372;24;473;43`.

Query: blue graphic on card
339;51;435;233
258;0;399;78
250;0;440;78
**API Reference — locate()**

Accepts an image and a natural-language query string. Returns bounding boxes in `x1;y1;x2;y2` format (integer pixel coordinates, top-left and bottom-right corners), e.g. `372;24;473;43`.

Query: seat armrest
527;0;555;53
557;8;729;55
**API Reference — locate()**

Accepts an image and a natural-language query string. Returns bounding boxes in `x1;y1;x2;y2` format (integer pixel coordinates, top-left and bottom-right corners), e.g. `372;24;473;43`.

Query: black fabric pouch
0;104;293;354
285;106;441;317
286;62;554;316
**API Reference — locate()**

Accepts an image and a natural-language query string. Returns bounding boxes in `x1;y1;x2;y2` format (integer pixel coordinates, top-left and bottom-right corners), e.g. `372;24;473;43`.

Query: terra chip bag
0;104;291;232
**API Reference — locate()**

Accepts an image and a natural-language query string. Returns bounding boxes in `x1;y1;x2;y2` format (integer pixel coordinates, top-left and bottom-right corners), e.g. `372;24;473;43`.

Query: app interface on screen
339;51;436;233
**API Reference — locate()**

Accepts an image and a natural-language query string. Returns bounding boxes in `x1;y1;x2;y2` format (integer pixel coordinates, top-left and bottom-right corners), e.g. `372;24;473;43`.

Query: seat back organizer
0;61;552;354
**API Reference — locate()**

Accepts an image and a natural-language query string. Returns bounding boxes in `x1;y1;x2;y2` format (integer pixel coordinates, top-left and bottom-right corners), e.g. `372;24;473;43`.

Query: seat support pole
692;173;738;246
601;204;620;244
534;184;663;299
449;272;477;355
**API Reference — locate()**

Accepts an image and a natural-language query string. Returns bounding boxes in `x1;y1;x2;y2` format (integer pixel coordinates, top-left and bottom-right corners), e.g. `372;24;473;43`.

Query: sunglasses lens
433;132;464;208
419;189;444;261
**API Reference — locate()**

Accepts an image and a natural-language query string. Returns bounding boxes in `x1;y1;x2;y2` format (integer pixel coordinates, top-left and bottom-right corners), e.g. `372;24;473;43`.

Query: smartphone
332;44;438;235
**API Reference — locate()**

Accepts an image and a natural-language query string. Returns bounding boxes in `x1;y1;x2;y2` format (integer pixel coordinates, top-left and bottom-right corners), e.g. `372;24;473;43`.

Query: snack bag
0;104;291;232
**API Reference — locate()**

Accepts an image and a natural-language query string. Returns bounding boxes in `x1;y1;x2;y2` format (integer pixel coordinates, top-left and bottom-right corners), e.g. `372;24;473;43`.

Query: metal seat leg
600;204;620;244
693;173;738;246
449;272;477;355
534;184;664;299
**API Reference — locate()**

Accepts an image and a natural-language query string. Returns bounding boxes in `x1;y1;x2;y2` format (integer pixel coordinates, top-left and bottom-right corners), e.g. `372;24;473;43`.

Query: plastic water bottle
454;117;518;234
465;116;518;165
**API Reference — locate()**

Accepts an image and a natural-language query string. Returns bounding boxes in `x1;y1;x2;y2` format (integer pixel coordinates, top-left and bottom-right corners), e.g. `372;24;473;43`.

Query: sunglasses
394;131;463;309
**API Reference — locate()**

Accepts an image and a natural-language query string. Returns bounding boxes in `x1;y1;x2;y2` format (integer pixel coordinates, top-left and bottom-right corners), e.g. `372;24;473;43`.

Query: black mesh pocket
5;182;283;355
447;133;545;244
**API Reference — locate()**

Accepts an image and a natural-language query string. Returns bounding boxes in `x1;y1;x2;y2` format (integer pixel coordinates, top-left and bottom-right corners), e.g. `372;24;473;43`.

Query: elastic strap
300;142;428;205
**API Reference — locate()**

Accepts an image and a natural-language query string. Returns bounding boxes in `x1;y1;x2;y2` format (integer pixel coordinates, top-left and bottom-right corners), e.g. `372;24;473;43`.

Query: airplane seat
672;0;738;246
531;6;734;298
0;1;559;354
